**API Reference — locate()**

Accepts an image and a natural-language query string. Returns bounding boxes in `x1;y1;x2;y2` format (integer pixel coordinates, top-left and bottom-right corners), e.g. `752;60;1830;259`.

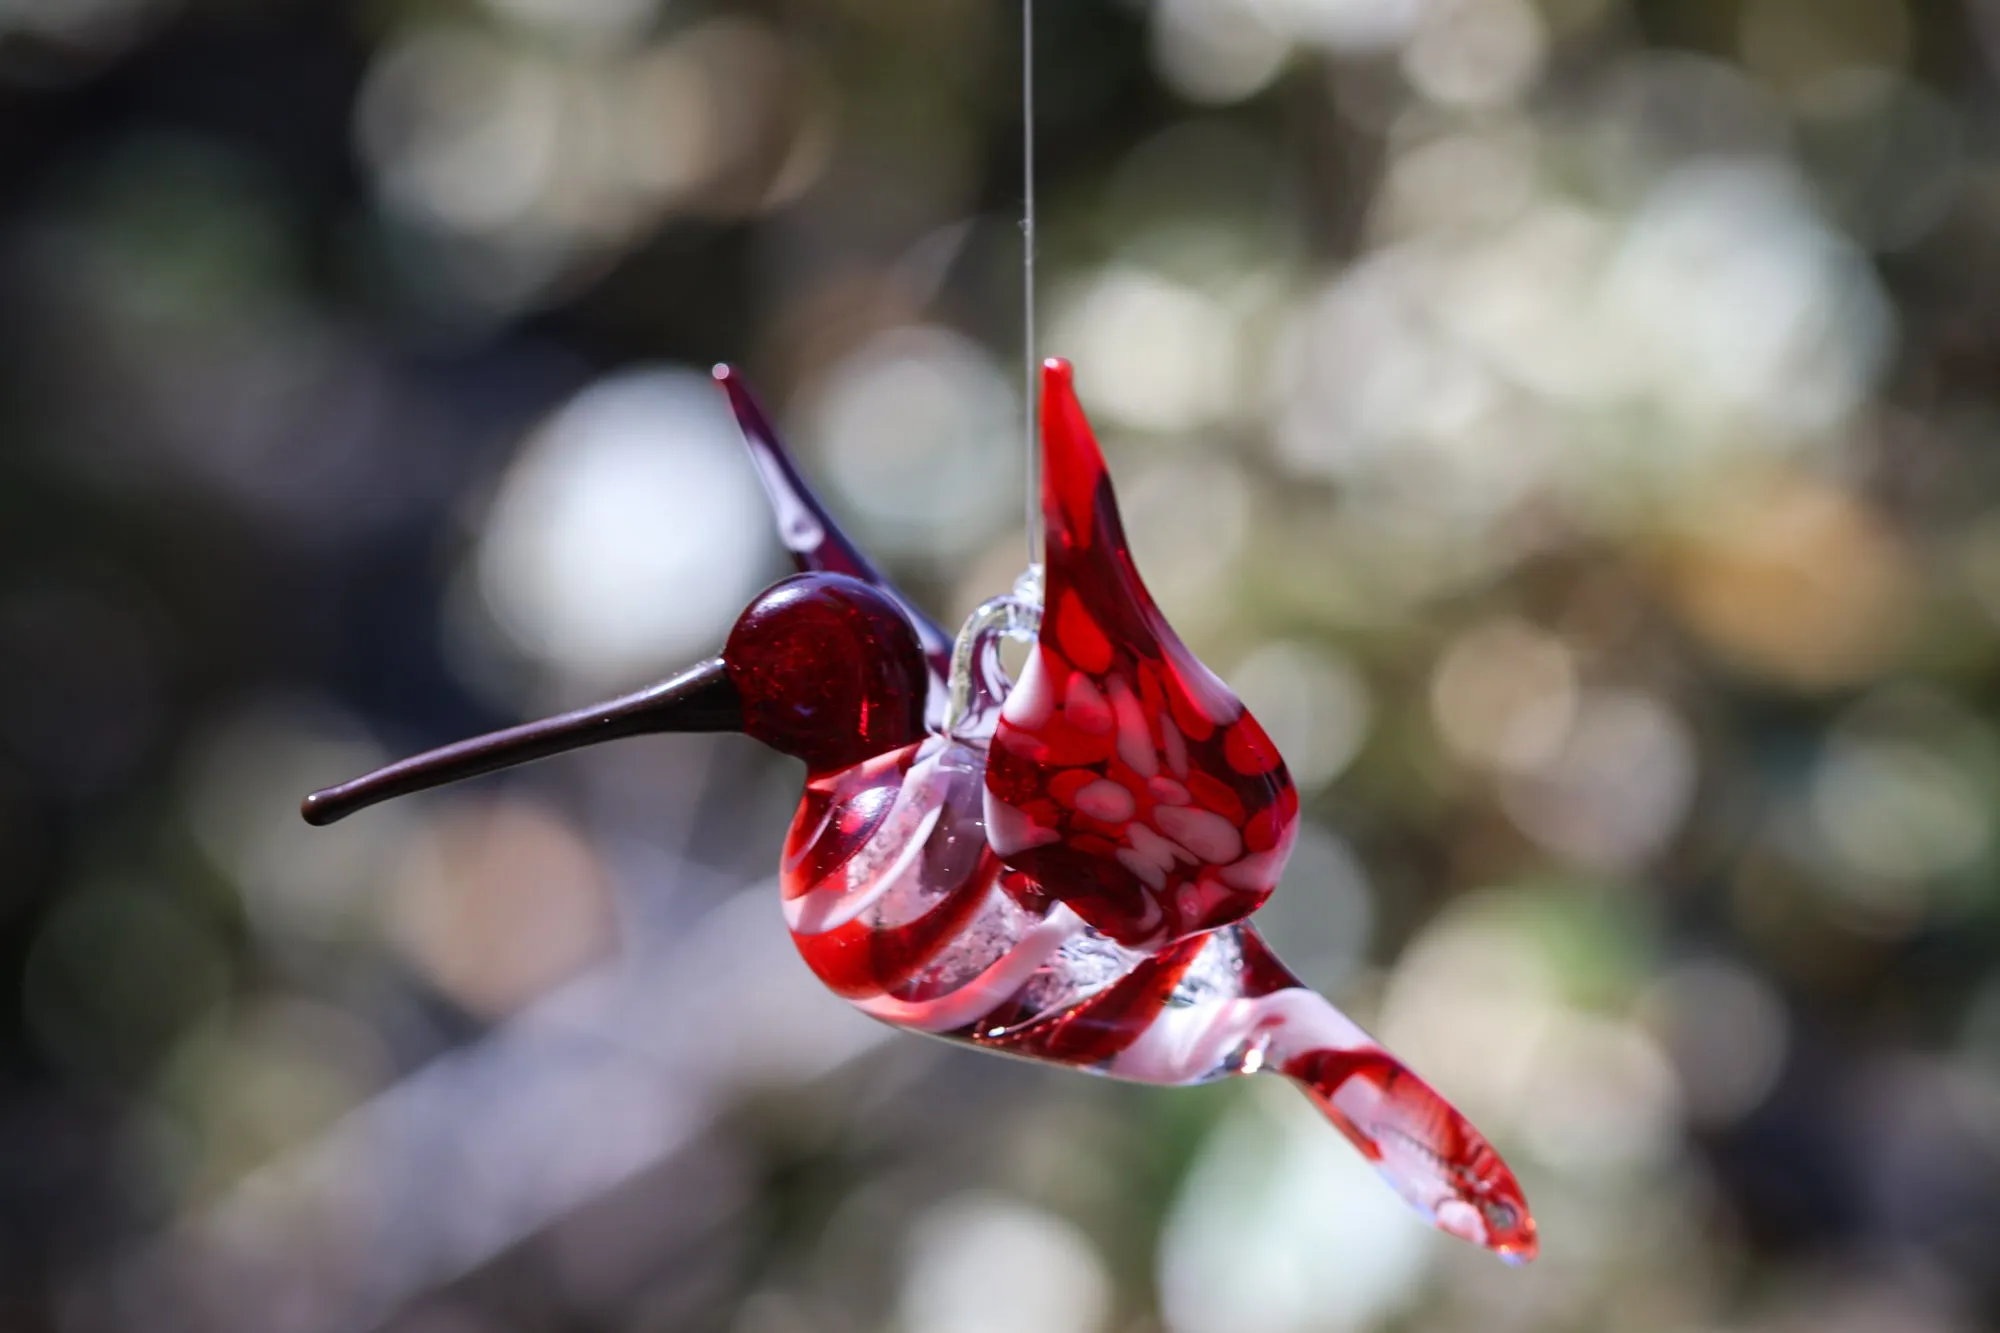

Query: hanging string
1022;0;1043;575
943;3;1046;738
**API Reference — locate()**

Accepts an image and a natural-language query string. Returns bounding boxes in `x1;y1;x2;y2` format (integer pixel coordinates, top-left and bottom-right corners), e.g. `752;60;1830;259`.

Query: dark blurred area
5;0;2000;1329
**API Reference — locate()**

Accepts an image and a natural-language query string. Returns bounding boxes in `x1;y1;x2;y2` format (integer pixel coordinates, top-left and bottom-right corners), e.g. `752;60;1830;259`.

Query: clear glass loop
944;564;1043;740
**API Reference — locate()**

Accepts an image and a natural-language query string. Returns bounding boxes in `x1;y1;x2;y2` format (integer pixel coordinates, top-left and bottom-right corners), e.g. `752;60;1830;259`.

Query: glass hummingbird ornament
303;359;1538;1262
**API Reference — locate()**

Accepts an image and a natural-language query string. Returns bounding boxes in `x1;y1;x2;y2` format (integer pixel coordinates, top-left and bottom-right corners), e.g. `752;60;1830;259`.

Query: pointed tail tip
1435;1195;1539;1265
1489;1221;1539;1265
1478;1202;1539;1265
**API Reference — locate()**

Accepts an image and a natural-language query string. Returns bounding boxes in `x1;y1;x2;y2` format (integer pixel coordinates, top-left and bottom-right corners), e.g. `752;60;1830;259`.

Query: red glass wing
715;366;956;699
984;361;1300;950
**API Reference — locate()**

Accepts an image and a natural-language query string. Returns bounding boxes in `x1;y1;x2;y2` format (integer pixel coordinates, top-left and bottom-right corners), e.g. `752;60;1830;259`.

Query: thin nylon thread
939;4;1044;739
1022;0;1043;572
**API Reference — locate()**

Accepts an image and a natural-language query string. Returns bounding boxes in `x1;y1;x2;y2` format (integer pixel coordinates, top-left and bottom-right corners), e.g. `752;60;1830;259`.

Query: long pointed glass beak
301;658;742;826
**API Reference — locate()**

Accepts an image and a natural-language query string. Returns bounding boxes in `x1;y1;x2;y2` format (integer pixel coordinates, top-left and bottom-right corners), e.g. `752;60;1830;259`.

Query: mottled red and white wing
984;360;1300;950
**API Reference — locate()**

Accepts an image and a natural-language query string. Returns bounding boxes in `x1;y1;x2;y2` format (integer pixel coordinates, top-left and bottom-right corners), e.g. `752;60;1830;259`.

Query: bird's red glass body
301;359;1538;1263
777;725;1534;1259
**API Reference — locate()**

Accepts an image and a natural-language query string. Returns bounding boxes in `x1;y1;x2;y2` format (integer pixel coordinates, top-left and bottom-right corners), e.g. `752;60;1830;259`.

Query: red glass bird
303;359;1538;1262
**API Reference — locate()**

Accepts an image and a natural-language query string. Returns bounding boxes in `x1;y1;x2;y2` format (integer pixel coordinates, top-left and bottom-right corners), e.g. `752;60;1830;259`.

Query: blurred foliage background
4;0;2000;1330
